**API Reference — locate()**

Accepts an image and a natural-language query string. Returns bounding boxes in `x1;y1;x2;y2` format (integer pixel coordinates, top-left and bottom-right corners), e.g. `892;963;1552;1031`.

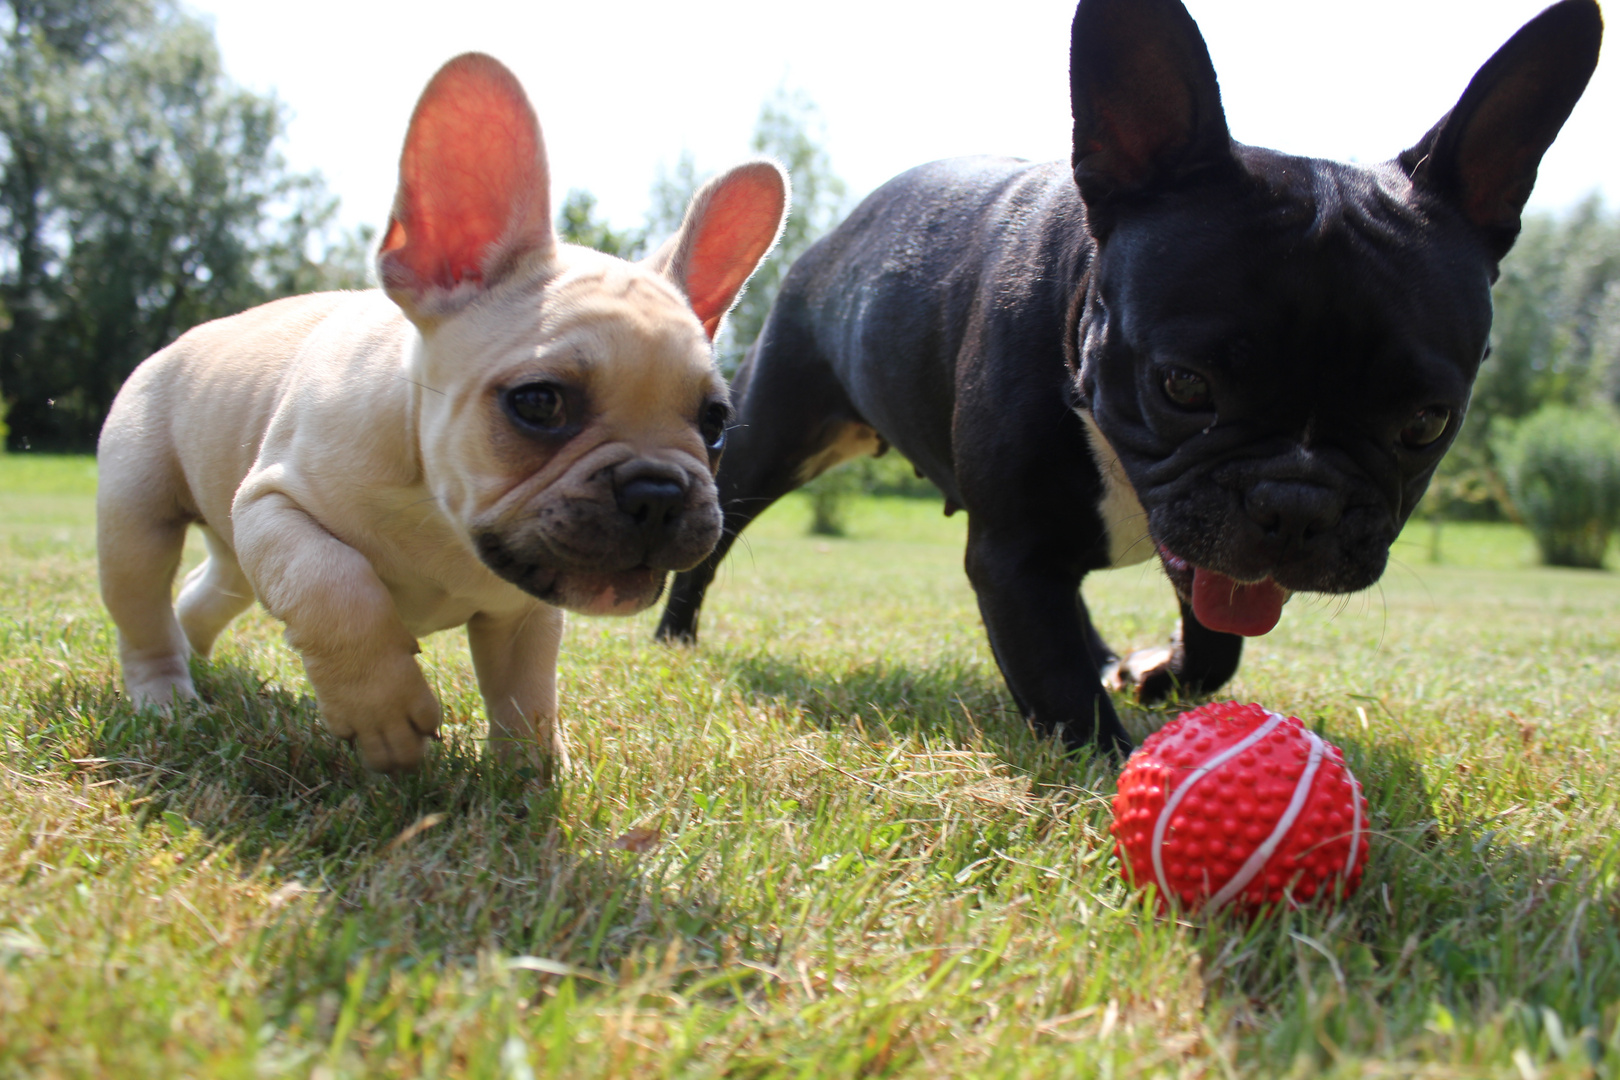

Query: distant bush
805;466;860;536
1435;199;1620;522
856;452;941;499
1498;405;1620;568
803;452;944;536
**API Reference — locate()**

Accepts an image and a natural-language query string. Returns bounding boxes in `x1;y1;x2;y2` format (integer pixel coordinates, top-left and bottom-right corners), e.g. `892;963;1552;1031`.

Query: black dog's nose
1244;480;1344;546
616;475;686;539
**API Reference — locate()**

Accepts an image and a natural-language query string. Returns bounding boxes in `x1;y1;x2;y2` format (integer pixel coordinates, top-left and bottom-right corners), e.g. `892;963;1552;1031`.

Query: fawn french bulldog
97;53;787;772
656;0;1601;753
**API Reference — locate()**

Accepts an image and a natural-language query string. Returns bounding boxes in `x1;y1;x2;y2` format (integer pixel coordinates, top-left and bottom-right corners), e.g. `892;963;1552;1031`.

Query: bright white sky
188;0;1615;238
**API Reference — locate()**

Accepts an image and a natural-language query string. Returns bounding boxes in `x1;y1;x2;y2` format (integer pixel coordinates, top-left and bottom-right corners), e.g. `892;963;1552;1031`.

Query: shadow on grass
724;646;1186;743
715;648;1181;794
1195;725;1620;1064
710;642;1620;1056
719;645;1620;1041
18;650;1620;1060
723;650;1014;739
15;660;753;989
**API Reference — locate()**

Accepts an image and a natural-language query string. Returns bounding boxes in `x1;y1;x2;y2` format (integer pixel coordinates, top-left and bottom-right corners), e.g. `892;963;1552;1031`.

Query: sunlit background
191;0;1618;234
3;0;1613;472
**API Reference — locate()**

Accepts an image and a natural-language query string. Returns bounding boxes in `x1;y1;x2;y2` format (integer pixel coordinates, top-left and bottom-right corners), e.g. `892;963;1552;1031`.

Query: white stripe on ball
1149;710;1288;900
1342;770;1364;889
1208;728;1325;909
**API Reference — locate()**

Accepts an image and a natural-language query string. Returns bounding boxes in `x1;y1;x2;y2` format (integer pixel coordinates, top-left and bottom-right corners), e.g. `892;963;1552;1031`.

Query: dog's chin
1156;544;1292;638
473;533;669;615
547;567;667;615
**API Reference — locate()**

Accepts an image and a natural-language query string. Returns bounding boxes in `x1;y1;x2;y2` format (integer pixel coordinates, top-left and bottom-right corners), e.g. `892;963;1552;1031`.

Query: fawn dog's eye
504;383;566;430
699;401;731;453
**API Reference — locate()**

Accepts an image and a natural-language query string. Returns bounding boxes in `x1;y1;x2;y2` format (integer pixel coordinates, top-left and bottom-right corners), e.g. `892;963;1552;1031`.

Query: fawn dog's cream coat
96;54;787;771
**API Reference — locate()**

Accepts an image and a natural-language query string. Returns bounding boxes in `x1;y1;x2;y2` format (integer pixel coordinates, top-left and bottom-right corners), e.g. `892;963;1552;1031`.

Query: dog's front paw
350;720;438;773
1102;646;1178;704
122;657;200;713
305;651;442;773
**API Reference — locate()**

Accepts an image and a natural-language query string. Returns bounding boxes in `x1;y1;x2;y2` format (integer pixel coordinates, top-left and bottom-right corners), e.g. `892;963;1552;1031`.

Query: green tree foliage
632;96;886;534
643;151;700;253
1425;198;1620;524
731;90;864;534
720;88;848;378
634;93;849;378
1496;405;1620;568
0;0;364;451
1476;197;1620;427
556;188;644;259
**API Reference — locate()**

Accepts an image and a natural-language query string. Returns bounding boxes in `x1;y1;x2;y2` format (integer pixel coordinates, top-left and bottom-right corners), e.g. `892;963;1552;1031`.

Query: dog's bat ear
643;160;789;341
1401;0;1601;263
377;53;555;323
1068;0;1233;235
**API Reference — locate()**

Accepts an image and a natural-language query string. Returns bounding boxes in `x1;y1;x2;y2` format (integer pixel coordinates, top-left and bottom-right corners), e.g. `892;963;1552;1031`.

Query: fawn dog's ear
644;161;790;340
378;53;555;324
1400;0;1602;263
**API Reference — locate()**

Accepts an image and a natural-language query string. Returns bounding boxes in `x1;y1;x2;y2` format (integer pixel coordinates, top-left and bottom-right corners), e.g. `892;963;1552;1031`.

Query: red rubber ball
1111;701;1369;911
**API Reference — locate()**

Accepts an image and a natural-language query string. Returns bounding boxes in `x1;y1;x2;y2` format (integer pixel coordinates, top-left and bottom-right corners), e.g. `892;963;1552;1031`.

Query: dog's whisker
396;374;445;396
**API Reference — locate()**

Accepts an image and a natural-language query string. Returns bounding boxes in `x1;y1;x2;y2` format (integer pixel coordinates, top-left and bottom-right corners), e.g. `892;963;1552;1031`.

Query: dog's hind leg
97;464;199;709
176;525;256;659
657;318;868;644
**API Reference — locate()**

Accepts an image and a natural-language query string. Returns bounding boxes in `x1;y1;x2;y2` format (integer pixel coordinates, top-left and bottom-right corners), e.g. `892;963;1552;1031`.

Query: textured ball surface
1111;701;1369;911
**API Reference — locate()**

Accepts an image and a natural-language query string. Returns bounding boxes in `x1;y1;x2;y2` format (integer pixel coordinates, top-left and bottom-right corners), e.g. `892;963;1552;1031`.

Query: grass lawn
2;453;1617;1077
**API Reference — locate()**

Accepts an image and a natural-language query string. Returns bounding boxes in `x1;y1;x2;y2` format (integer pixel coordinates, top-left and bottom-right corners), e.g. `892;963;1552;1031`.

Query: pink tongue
1191;567;1289;636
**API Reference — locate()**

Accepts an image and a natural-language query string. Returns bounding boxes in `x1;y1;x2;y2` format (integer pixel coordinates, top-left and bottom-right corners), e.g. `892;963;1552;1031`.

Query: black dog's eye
505;383;566;430
699;401;730;452
1400;406;1451;449
1162;367;1212;410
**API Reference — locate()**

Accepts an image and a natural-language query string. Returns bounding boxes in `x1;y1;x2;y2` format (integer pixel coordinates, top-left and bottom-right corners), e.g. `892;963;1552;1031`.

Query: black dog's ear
1069;0;1233;230
1401;0;1602;262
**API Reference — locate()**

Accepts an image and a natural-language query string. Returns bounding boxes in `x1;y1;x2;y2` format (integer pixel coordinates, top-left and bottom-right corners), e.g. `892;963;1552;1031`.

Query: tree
0;0;361;450
1424;197;1620;525
1475;198;1620;427
556;188;644;259
719;88;847;377
635;93;848;379
643;151;701;254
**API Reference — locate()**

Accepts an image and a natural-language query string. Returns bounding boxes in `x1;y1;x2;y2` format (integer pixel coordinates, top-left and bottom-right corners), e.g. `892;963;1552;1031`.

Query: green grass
2;453;1618;1077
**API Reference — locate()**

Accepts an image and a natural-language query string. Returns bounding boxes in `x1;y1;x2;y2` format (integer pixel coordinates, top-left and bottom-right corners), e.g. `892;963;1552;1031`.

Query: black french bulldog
657;0;1602;754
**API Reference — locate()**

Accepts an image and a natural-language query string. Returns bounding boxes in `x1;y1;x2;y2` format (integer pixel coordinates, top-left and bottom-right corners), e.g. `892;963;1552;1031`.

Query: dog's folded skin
656;0;1601;754
97;54;788;773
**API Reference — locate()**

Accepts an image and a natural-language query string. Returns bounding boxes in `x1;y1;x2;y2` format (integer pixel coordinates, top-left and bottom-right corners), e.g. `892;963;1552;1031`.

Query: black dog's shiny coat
657;0;1602;753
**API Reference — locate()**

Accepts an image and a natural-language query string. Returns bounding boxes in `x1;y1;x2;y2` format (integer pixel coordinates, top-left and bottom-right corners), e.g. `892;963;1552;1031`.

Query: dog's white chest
387;569;495;638
336;485;533;636
1076;409;1153;568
